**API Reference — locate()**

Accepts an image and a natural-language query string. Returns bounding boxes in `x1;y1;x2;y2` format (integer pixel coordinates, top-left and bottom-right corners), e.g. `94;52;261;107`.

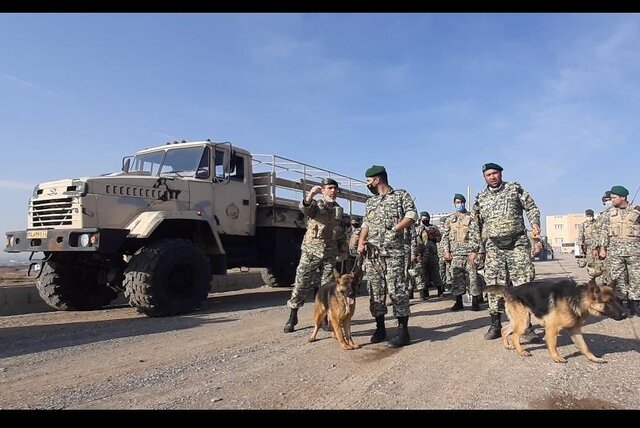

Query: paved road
0;254;638;409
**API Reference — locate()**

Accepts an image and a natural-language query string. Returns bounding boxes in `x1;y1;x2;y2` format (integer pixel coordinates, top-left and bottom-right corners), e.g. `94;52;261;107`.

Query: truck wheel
37;261;119;311
261;266;296;287
124;239;211;317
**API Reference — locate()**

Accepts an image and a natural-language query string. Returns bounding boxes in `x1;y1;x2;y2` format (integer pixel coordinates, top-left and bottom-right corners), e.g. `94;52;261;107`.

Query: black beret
419;211;430;217
482;162;503;173
453;193;466;203
365;165;386;177
602;191;611;202
610;185;629;197
321;178;339;187
585;209;594;216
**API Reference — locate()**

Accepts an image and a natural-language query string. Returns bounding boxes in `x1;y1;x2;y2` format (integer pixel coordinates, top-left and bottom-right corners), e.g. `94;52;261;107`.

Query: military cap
482;162;503;173
365;165;386;177
585;209;594;216
610;185;629;197
453;193;466;203
321;177;339;187
419;211;430;217
602;191;611;202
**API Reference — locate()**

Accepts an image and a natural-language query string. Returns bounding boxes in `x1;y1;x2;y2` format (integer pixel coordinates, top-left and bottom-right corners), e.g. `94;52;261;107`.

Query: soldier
597;185;640;316
472;163;540;341
283;178;348;333
410;212;439;299
357;165;417;347
442;193;482;311
576;209;604;280
591;191;614;284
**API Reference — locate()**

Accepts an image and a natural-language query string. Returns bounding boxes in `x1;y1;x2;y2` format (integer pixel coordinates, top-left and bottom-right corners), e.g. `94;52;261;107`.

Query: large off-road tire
124;239;211;317
37;261;119;311
261;266;296;288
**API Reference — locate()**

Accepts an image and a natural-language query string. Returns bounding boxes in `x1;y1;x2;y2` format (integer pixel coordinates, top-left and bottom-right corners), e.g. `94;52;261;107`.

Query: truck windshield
131;146;209;178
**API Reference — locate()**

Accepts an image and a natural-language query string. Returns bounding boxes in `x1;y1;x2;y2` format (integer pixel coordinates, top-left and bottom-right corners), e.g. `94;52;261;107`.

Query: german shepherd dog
486;278;627;363
308;270;360;350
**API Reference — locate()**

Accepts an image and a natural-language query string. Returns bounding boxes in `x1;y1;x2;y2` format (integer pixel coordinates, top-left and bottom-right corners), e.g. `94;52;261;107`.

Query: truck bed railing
252;154;368;216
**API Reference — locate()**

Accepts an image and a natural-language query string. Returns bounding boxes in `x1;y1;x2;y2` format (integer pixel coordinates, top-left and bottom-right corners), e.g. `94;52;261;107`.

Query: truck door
211;148;254;236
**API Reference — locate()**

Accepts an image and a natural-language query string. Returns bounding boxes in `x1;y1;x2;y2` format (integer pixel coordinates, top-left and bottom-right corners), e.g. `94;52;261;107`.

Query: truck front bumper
5;228;129;254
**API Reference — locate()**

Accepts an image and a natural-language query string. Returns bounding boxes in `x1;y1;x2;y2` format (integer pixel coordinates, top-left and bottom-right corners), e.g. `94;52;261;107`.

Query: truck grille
31;197;74;227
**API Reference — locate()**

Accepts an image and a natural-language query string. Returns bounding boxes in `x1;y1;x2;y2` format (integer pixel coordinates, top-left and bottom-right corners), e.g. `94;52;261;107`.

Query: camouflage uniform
597;205;640;301
438;217;451;289
410;223;442;294
577;217;604;279
362;187;417;318
286;197;347;309
441;210;482;297
592;206;615;284
472;181;539;314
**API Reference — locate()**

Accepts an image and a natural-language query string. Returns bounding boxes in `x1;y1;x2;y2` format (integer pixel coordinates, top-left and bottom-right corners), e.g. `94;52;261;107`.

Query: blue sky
2;13;640;252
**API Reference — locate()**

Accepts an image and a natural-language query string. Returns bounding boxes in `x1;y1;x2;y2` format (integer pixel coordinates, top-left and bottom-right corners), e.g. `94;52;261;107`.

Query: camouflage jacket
471;181;540;251
576;218;596;251
362;187;417;254
591;206;613;249
411;223;441;256
597;204;640;257
300;197;347;257
441;210;481;256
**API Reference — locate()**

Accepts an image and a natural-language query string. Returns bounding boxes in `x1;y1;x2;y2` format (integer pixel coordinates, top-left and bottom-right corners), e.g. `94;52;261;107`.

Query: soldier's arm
518;185;541;229
471;198;486;253
469;215;481;253
398;192;418;230
597;213;610;249
410;226;418;256
441;219;451;252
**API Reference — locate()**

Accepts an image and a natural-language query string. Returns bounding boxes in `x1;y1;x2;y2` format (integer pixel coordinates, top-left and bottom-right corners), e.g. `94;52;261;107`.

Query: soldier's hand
598;247;607;260
357;242;365;254
444;251;453;261
309;185;322;196
532;224;541;236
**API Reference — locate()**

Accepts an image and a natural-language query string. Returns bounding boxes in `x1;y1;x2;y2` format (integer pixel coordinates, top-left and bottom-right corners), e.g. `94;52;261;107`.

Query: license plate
27;230;48;239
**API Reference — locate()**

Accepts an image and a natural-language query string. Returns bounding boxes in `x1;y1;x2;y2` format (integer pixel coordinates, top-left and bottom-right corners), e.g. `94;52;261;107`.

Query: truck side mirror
122;158;131;173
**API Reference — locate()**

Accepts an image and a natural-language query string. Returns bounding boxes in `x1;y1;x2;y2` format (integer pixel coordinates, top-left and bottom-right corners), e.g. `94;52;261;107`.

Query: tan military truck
5;140;368;316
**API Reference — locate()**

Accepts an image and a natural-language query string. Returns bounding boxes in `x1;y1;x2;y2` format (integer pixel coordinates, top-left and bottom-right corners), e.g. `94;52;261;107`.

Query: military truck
5;140;368;316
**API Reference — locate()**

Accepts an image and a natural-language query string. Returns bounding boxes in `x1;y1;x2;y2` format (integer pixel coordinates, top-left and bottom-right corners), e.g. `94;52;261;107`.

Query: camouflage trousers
413;253;442;291
286;249;337;309
607;254;640;301
366;250;411;318
439;258;451;290
450;254;481;297
484;235;535;314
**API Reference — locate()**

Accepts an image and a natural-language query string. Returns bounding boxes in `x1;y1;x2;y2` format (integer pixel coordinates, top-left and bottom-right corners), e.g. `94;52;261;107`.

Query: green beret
419;211;430;217
453;193;466;203
321;178;338;187
585;209;594;216
610;185;629;197
365;165;386;177
482;162;503;173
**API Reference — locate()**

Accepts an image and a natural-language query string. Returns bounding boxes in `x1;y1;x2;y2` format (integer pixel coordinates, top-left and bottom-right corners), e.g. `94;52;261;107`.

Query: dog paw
590;357;607;364
518;350;532;357
307;337;317;343
350;343;360;349
553;357;567;363
504;344;515;350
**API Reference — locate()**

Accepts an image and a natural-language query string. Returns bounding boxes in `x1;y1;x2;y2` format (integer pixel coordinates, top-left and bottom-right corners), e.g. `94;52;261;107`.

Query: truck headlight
79;233;91;247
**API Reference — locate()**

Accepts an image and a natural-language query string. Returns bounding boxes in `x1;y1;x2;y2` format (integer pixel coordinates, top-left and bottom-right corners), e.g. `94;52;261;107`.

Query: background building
545;213;587;254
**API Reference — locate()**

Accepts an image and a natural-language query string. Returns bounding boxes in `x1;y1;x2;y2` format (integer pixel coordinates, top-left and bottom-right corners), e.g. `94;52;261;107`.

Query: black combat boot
450;295;464;311
437;286;444;297
370;315;387;343
388;316;410;348
283;308;298;333
628;300;638;317
421;288;430;300
471;295;482;311
521;322;543;344
484;313;502;340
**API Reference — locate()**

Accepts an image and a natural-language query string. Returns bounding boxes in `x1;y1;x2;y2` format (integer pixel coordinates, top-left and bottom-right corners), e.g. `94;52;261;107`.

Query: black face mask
422;220;429;226
367;183;378;195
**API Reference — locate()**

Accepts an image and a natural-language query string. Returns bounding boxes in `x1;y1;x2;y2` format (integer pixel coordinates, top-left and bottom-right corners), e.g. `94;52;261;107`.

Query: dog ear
586;278;599;296
607;278;618;290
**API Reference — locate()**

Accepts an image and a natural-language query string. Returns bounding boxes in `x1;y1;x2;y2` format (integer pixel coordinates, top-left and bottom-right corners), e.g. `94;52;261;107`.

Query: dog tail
484;285;512;297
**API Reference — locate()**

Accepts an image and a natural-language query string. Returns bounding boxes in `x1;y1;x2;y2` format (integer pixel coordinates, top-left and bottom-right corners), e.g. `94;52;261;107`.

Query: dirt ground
0;255;639;410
